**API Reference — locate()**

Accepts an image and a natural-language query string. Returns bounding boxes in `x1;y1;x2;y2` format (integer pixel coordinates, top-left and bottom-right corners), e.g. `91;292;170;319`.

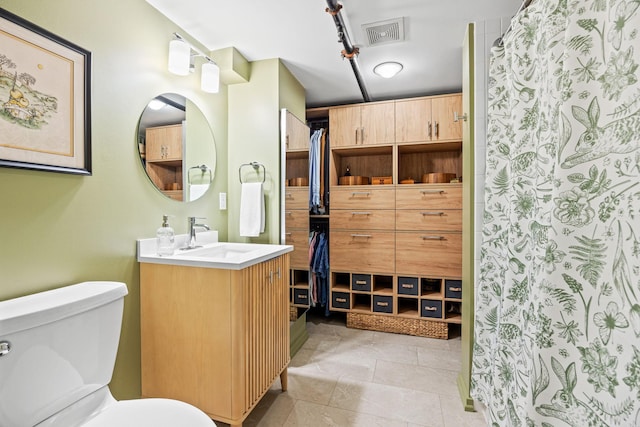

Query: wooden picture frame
0;8;91;175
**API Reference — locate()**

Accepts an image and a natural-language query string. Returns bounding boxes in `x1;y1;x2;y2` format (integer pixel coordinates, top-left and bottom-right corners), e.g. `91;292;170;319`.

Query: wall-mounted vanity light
168;33;220;93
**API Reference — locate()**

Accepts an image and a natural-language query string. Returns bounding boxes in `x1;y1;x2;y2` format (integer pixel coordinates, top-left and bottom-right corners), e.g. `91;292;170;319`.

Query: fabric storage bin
332;292;351;310
397;276;419;296
351;274;372;291
373;295;393;313
421;299;442;319
293;288;309;305
444;279;462;299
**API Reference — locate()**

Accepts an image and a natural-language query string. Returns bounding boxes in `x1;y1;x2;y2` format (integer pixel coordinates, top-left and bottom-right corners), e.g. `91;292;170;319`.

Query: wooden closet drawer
331;209;395;230
396;185;461;209
284;209;309;229
284;187;309;210
395;232;462;277
395;209;462;232
330;187;395;210
330;230;395;273
285;229;309;269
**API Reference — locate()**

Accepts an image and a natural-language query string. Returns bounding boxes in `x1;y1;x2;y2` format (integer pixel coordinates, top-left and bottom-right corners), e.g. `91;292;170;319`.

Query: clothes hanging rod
325;0;371;102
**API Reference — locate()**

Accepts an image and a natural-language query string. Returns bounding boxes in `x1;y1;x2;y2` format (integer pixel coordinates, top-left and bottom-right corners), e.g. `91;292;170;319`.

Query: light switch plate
219;192;227;210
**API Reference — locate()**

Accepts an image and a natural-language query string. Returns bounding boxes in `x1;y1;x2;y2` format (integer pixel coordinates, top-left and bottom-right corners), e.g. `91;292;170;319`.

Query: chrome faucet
184;216;209;249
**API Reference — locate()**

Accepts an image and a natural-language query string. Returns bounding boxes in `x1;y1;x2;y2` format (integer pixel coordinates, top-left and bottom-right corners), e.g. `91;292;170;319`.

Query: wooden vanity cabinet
329;101;395;147
140;254;290;427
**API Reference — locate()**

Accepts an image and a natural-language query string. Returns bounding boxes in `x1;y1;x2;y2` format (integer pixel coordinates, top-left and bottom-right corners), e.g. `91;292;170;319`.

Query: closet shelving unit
325;94;464;339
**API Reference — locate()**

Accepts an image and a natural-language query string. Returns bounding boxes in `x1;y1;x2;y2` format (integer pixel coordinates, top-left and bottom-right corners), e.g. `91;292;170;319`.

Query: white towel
239;182;265;237
189;184;209;201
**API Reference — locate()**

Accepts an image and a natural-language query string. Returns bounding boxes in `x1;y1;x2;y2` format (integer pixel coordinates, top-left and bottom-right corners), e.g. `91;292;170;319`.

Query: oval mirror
137;93;216;201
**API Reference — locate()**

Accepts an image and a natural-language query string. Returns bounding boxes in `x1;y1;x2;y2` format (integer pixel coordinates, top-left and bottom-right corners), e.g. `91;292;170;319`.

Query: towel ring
188;164;212;185
239;162;266;184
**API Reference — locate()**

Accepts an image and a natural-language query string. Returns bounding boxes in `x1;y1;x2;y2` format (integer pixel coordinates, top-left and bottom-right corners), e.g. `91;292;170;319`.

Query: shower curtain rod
493;0;533;47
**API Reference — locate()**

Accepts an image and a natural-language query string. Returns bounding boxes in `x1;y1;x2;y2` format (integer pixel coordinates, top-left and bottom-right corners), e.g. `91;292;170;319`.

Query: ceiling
146;0;519;108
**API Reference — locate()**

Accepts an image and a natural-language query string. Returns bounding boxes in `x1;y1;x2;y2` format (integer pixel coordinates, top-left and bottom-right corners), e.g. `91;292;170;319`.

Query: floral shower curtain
471;0;640;425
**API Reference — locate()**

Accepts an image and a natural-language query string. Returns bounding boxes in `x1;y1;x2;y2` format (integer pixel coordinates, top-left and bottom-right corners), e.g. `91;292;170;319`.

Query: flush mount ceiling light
373;61;403;78
167;33;220;93
147;99;167;110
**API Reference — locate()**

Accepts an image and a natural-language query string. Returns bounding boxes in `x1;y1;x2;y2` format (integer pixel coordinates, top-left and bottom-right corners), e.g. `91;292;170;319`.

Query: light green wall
227;59;305;244
0;0;229;399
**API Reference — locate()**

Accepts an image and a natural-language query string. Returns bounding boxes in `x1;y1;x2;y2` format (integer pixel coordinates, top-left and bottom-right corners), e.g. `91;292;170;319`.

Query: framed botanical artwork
0;8;91;175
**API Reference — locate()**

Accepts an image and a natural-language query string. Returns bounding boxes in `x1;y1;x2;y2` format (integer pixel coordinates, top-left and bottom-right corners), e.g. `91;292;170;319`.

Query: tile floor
217;312;487;427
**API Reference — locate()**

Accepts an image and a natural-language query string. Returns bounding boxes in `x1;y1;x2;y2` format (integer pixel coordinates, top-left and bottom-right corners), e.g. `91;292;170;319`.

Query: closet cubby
445;301;462;323
397;142;462;184
397;297;420;317
373;275;393;294
421;278;443;297
352;293;371;312
330;145;393;186
290;269;310;309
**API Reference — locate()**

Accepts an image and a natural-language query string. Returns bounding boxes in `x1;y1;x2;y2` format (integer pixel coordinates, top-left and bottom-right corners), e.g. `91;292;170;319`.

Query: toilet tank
0;281;128;427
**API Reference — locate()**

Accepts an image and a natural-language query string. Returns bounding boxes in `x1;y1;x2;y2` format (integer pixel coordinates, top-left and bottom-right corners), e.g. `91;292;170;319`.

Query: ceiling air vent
362;17;405;47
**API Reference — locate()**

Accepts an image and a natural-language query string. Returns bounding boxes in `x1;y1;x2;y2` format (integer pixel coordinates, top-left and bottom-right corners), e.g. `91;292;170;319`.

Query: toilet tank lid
0;281;128;335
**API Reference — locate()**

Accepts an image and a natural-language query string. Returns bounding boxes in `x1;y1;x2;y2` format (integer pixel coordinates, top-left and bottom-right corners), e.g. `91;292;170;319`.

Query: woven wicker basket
290;305;299;321
346;312;449;339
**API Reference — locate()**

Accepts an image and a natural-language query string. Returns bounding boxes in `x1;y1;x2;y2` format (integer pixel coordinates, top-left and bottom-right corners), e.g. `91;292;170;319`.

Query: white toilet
0;281;217;427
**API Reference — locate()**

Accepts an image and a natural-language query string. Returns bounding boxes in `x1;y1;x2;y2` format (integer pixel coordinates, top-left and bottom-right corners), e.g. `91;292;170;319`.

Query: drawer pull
449;287;462;292
421;235;444;240
420;190;445;195
424;306;438;311
351;211;371;216
421;211;444;216
351;191;371;197
285;193;293;198
285;211;293;215
355;280;367;285
298;294;308;299
401;283;414;288
351;234;372;238
336;298;347;303
377;302;389;307
285;232;292;236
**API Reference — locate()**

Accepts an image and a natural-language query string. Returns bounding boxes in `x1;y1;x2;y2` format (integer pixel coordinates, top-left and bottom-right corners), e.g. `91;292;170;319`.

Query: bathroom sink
137;232;293;270
176;243;258;260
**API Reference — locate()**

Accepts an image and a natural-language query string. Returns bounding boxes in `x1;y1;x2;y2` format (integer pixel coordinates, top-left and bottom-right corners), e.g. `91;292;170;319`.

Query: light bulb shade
201;62;220;93
168;39;191;76
373;61;403;78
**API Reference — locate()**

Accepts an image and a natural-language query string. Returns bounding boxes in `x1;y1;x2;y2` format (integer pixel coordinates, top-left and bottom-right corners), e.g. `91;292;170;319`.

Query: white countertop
137;231;293;270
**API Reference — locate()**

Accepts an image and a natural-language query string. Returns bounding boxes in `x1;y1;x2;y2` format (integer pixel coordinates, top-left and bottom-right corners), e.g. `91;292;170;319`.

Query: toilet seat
82;398;216;427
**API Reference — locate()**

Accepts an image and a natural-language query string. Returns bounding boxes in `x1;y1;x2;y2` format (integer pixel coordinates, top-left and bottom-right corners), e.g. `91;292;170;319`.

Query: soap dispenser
156;215;175;256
